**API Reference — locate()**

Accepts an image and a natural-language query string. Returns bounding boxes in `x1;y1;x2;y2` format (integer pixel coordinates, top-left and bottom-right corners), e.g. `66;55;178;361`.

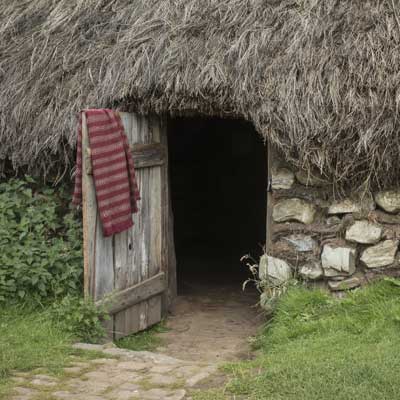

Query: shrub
50;296;108;343
0;177;83;303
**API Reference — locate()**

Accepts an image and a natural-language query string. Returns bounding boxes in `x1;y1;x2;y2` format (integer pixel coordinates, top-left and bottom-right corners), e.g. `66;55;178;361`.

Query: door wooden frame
82;112;176;340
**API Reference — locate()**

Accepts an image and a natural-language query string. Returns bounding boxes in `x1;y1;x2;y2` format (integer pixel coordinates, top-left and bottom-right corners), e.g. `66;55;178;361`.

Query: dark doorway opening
168;117;267;295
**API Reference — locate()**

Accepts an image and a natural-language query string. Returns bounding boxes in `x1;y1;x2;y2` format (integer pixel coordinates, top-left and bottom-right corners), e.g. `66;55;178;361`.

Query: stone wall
262;153;400;293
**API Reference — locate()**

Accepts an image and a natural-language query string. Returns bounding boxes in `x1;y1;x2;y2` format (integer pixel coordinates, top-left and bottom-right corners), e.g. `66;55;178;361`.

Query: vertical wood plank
82;111;114;339
114;113;139;339
160;117;177;310
147;116;163;324
81;113;97;298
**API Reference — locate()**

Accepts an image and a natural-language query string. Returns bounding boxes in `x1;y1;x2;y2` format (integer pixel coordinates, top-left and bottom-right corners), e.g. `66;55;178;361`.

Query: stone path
9;343;219;400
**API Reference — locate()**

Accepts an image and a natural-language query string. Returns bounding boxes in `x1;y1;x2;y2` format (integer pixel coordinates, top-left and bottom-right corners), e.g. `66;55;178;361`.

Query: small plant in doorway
241;254;298;316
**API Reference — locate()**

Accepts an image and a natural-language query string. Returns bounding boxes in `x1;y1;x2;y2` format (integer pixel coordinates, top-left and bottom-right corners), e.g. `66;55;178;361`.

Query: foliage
223;279;400;400
50;296;109;343
0;177;83;304
115;322;168;352
242;254;297;316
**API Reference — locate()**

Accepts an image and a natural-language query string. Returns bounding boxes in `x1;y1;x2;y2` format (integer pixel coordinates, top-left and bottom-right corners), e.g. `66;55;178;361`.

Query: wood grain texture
81;113;96;298
97;272;166;315
160;119;177;308
113;113;166;338
84;111;170;339
131;142;166;169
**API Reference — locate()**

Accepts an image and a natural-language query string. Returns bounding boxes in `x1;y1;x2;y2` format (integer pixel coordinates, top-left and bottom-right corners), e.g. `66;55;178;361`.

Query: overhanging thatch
1;0;400;189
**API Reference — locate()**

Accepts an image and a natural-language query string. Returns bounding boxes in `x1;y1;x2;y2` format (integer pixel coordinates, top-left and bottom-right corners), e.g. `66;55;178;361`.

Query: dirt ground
155;279;264;363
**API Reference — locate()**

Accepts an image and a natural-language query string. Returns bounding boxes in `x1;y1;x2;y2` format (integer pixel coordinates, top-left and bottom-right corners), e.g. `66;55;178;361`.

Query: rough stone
326;216;341;225
375;191;400;213
186;366;217;387
273;198;316;224
328;199;360;214
63;366;84;375
283;234;318;252
329;275;346;281
72;343;104;352
272;167;295;190
30;375;57;387
117;361;149;371
107;388;141;400
147;373;178;386
299;261;324;280
13;387;38;397
328;276;362;291
150;364;177;374
259;254;292;283
345;220;382;244
321;244;356;275
295;170;329;187
141;388;174;400
360;240;399;268
89;358;117;365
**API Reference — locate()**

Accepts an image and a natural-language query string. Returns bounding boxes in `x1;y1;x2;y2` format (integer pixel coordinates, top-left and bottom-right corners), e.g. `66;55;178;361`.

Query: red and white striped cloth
72;109;140;237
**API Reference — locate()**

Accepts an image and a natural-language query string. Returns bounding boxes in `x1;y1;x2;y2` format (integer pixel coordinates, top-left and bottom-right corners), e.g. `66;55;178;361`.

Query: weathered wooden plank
124;114;149;335
113;113;165;335
97;272;166;315
147;295;162;328
114;112;138;339
159;118;176;309
131;143;166;169
81;113;97;298
136;117;154;330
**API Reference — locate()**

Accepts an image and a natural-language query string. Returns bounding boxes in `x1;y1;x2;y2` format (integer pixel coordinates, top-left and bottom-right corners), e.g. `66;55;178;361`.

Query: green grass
217;278;400;400
0;305;107;399
115;322;168;352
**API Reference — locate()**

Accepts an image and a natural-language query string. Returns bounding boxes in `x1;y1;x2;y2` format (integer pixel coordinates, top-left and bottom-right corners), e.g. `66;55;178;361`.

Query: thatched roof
1;0;400;189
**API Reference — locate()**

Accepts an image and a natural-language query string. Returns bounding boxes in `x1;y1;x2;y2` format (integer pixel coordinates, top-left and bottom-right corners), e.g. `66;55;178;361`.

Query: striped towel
72;109;140;237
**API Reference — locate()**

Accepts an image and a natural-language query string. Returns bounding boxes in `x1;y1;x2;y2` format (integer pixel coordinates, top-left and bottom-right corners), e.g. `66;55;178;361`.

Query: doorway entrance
160;116;267;361
168;116;267;294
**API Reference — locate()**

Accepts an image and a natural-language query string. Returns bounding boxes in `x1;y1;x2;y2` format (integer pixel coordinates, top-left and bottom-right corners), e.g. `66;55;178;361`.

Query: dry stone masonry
263;153;400;295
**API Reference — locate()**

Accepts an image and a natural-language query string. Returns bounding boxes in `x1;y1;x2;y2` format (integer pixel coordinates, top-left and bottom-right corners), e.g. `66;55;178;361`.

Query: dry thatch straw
1;0;400;189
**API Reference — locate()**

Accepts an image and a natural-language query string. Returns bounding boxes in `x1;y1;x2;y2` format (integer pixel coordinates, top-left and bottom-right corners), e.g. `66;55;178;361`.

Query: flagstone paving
8;343;219;400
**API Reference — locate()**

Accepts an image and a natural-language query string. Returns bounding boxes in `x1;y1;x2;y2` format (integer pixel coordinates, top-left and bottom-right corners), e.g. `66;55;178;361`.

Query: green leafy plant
0;176;83;303
50;295;109;343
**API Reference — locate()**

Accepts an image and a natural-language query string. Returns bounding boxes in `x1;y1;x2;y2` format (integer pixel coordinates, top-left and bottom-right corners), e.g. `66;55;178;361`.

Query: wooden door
82;111;176;340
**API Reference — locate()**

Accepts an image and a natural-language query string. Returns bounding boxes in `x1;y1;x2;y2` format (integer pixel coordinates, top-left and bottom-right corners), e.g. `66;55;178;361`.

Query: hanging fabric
72;109;140;236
